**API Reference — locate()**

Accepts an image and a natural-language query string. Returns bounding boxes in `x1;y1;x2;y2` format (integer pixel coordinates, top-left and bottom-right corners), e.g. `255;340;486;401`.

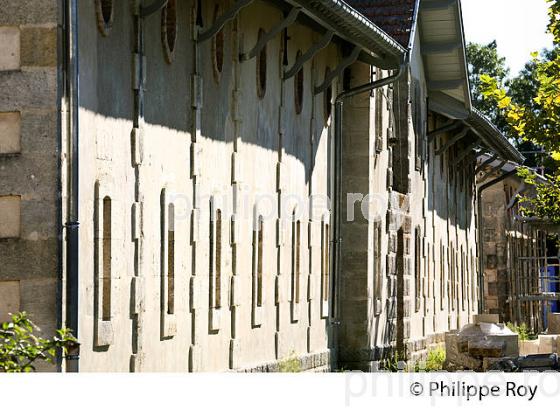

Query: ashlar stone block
0;112;21;154
0;27;20;71
0;195;21;238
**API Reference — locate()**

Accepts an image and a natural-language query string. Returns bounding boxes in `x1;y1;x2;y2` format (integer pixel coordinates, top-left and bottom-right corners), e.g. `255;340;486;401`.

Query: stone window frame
95;0;114;37
411;78;426;171
160;188;177;339
320;213;331;318
211;4;225;83
290;208;302;322
256;28;267;99
209;195;224;332
294;50;304;115
93;180;114;347
161;0;178;64
251;208;264;327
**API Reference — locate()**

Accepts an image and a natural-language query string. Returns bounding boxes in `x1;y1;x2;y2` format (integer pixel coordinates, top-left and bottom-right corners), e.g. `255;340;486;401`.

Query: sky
461;0;553;76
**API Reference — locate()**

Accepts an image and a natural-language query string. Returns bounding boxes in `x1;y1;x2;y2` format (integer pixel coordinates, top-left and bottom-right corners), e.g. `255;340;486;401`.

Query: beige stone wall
73;0;339;372
337;30;479;370
0;0;60;370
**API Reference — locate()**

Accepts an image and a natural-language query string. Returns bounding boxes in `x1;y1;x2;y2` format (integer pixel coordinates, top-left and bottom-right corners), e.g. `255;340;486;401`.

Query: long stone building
0;0;523;371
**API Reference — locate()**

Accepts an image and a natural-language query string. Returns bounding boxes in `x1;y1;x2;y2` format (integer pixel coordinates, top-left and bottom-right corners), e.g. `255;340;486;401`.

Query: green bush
278;352;301;372
418;347;446;372
0;312;77;372
506;322;534;341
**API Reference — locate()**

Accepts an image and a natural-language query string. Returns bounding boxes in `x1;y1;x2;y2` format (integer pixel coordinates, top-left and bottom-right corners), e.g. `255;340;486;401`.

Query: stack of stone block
445;314;519;371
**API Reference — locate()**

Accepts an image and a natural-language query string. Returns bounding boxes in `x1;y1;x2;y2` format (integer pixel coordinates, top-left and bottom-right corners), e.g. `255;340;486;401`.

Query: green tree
479;0;560;223
467;41;510;130
0;312;77;372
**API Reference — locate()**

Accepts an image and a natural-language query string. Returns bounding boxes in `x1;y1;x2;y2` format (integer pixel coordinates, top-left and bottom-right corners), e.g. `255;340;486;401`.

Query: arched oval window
95;0;114;36
256;29;267;99
324;67;333;122
212;4;225;82
161;0;178;64
294;51;304;115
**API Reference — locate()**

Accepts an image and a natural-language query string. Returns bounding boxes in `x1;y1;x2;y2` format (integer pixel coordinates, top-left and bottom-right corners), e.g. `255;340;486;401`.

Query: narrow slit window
167;203;175;314
253;216;264;308
414;227;421;311
102;196;112;321
210;205;222;310
291;212;301;304
440;242;445;310
321;222;330;302
373;221;382;308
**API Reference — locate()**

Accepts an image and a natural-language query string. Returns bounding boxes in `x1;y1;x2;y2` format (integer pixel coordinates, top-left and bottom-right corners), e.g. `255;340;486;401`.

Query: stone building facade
0;0;523;372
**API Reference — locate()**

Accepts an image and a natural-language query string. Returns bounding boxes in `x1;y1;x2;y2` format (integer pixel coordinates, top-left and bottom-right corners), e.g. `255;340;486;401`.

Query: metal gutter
465;108;525;164
64;0;80;372
284;0;406;69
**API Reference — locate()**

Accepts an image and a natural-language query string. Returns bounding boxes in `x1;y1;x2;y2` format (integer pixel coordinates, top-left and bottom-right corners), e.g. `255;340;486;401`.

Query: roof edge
287;0;406;68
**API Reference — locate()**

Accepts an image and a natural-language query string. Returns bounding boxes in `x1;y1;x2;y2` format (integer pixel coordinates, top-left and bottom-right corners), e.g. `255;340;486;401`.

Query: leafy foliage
278;352;301;372
467;41;510;131
506;322;536;341
0;312;77;372
414;347;446;372
477;0;560;223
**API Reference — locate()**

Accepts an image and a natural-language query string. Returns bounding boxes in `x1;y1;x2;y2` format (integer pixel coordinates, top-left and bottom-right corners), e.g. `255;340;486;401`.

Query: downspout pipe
476;169;517;313
332;54;408;358
65;0;80;372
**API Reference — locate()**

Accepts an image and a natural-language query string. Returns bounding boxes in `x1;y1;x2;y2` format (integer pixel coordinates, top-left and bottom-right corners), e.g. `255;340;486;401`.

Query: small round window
212;5;224;82
294;51;304;115
256;29;267;99
95;0;114;36
324;67;333;122
161;0;178;64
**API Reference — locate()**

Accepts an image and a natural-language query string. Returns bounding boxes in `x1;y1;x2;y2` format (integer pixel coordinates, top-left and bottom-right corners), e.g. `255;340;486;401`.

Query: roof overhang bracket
475;153;498;174
314;46;361;95
453;138;480;165
284;30;334;80
140;0;168;18
435;127;468;155
197;0;255;43
240;7;300;62
428;119;460;143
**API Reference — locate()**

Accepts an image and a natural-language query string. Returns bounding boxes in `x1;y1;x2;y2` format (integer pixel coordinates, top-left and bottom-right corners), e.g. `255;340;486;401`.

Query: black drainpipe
65;0;80;372
476;169;517;313
332;54;408;363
